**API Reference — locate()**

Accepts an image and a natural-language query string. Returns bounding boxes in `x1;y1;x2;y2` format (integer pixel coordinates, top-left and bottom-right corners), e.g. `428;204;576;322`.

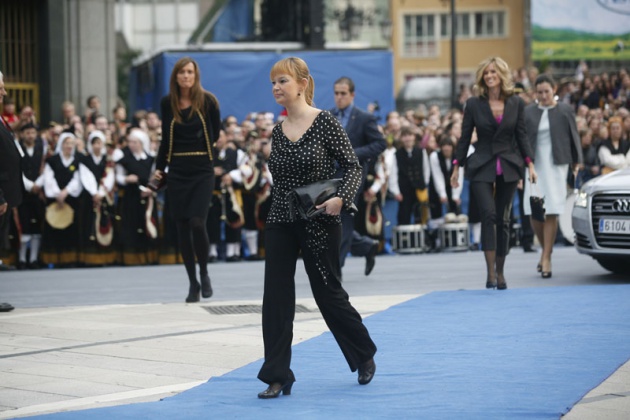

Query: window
403;14;437;57
440;13;471;38
473;11;505;38
440;11;504;39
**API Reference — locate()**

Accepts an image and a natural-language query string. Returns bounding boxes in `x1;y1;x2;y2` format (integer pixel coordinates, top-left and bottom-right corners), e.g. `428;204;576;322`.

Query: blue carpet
31;285;630;419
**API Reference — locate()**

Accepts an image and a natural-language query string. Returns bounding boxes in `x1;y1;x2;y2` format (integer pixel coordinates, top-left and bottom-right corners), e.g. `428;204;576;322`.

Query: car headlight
574;191;588;208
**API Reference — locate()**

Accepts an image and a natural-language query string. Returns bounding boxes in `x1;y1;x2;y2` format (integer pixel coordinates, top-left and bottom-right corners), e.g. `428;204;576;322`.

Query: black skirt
167;155;215;221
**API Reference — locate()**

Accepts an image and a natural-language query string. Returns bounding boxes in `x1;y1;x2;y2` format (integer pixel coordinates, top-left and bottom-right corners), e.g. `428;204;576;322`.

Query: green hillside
532;25;630;60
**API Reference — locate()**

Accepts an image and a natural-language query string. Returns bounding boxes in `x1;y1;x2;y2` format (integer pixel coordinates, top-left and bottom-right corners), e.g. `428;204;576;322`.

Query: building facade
391;0;527;95
0;0;117;126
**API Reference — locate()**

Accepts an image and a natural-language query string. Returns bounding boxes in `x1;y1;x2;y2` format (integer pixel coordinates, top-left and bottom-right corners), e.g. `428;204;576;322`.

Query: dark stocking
177;217;210;284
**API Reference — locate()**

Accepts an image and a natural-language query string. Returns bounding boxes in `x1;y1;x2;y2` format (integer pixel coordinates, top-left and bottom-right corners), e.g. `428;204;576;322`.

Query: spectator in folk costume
78;130;117;266
429;136;464;222
207;129;247;262
17;123;46;269
396;126;431;225
40;132;83;267
115;128;159;265
240;133;268;260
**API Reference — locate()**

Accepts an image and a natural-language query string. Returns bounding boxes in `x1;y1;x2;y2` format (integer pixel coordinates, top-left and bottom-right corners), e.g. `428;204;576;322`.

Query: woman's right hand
126;174;139;184
153;170;163;181
450;166;460;188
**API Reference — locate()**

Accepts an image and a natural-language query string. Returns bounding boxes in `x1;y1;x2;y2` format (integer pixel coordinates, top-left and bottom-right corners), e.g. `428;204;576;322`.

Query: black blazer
0;120;23;208
524;102;583;165
455;95;533;183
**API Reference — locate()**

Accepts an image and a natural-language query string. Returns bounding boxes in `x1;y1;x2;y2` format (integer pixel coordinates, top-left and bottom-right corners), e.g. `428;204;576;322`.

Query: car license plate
599;218;630;234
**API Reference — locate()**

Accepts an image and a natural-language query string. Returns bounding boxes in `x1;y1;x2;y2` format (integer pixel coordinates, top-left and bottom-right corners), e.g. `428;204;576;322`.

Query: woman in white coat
523;75;582;278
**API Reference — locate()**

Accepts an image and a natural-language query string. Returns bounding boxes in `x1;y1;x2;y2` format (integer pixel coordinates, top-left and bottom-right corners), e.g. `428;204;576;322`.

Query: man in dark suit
332;77;387;276
0;70;24;311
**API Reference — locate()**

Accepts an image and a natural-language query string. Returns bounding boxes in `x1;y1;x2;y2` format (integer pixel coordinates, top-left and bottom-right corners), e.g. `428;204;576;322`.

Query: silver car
572;168;630;276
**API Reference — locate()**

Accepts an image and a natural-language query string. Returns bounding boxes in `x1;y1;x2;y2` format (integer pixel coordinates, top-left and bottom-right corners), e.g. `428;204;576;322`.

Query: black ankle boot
186;282;200;303
200;274;213;298
258;371;295;399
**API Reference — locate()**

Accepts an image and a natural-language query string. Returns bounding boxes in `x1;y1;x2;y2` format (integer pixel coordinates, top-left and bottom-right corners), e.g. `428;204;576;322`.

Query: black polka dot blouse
267;110;362;224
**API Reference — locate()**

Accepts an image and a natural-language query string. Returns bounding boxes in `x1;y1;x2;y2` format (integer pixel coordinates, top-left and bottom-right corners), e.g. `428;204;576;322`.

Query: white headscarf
87;130;106;155
55;132;77;156
127;128;151;155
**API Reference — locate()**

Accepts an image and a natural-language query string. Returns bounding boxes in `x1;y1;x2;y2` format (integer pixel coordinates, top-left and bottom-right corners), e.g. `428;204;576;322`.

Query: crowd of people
1;62;629;273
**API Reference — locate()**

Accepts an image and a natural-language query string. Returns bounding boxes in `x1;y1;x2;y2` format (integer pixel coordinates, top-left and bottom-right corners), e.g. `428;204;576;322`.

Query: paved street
1;246;629;418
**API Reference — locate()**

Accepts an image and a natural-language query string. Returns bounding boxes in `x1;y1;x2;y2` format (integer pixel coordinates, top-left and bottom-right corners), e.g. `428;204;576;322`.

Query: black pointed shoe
200;274;213;298
358;358;376;385
185;282;201;303
365;241;379;276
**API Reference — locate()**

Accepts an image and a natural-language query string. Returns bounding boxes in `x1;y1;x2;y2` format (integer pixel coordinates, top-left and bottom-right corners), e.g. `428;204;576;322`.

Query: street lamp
450;0;457;109
337;3;363;41
379;18;392;42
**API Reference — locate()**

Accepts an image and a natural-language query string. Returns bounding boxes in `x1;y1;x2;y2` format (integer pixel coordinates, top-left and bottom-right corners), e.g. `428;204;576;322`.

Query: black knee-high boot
190;217;212;298
177;219;200;302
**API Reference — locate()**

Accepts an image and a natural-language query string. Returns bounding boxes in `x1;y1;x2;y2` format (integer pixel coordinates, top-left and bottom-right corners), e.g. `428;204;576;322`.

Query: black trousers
258;221;377;385
470;176;518;257
0;210;11;252
397;188;418;225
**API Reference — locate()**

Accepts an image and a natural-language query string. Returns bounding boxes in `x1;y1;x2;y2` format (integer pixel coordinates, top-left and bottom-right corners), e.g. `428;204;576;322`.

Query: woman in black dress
257;57;377;399
154;57;221;303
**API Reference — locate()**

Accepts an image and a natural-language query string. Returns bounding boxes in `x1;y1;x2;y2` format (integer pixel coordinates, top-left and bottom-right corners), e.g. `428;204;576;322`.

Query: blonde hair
474;57;514;98
270;57;315;106
168;57;219;124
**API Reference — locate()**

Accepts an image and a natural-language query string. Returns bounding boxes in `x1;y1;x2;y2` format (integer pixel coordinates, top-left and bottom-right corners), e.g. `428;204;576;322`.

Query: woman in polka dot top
257;57;377;399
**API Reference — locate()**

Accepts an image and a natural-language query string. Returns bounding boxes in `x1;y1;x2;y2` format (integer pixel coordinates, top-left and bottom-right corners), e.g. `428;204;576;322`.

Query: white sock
244;230;258;255
19;235;31;263
30;235;41;263
209;244;218;258
226;243;241;257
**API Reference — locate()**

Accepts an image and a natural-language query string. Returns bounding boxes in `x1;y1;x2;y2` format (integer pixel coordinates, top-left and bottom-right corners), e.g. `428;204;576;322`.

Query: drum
392;224;428;254
438;223;469;252
559;190;577;245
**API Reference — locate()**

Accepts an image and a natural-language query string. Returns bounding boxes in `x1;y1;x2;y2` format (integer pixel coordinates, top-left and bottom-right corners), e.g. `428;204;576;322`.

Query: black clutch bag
147;173;167;192
287;178;356;220
529;183;545;222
